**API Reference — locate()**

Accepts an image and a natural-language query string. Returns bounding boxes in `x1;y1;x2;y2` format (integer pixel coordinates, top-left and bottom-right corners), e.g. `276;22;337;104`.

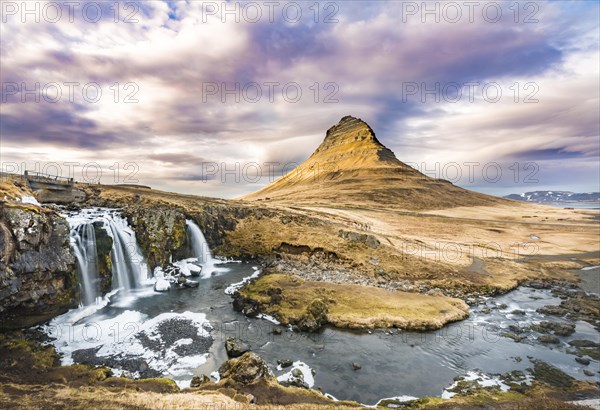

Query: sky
1;0;599;198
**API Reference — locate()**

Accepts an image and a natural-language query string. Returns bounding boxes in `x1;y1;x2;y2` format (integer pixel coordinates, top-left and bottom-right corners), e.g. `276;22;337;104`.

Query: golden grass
239;274;469;330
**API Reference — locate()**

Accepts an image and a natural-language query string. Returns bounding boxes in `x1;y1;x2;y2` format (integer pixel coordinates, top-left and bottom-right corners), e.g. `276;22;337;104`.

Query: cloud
0;0;598;197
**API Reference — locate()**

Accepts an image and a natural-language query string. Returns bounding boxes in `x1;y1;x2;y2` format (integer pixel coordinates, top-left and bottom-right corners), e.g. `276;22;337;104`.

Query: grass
238;274;469;330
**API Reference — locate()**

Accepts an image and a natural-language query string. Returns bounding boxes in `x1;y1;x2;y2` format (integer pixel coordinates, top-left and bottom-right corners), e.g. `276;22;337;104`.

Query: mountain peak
315;116;381;154
242;115;500;210
310;115;398;166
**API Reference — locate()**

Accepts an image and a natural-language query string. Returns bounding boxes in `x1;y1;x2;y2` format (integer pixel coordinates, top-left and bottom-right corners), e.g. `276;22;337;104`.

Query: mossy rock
531;361;575;388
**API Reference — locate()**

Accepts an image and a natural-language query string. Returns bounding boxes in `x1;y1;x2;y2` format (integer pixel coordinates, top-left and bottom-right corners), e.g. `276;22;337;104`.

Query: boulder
277;359;293;368
190;374;211;387
219;352;272;384
538;335;560;344
154;278;171;292
225;337;250;358
297;298;328;332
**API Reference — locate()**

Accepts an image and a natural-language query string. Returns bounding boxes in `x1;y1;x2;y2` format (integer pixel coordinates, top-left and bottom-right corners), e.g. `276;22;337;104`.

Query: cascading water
106;214;150;290
66;209;150;305
70;222;100;306
186;219;217;274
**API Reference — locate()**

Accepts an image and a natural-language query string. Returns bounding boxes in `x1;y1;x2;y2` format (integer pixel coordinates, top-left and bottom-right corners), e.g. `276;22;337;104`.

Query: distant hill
504;191;600;204
243;116;504;210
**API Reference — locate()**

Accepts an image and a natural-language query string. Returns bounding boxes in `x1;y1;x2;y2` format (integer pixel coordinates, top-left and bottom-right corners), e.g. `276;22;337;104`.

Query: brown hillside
243;116;503;210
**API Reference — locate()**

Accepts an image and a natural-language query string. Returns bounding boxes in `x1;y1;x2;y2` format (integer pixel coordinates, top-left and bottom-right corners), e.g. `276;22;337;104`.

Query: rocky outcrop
219;352;272;385
123;206;188;269
93;221;113;294
0;203;78;329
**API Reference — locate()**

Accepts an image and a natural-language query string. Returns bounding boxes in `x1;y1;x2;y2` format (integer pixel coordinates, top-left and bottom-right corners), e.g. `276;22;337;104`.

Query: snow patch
257;313;280;325
21;195;40;206
277;361;315;388
224;268;261;295
441;371;510;399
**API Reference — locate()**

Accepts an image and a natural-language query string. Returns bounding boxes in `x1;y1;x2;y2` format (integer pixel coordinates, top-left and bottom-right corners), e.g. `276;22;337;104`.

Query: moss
576;347;600;361
531;361;575;388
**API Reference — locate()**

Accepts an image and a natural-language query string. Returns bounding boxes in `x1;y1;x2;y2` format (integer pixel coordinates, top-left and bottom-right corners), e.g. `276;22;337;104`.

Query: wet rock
219;352;272;385
352;362;362;370
272;327;283;335
0;204;78;329
183;279;199;288
121;206;187;270
232;294;260;318
530;321;575;336
277;359;293;368
532;360;574;388
528;281;551;289
501;333;526;343
510;309;526;315
584;370;594;377
280;368;309;389
569;340;599;348
225;337;250;358
575;357;591;366
538;335;560;344
190;374;211;387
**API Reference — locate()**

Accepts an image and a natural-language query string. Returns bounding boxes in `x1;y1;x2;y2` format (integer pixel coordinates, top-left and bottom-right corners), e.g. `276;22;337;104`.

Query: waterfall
105;214;150;290
66;209;150;305
186;219;216;271
70;223;100;306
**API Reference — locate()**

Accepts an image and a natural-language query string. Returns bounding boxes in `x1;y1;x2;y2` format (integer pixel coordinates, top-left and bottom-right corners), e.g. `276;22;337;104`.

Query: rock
297;298;328;332
575;357;591;366
501;333;526;342
219;352;271;385
280;368;308;389
538;335;560;344
583;370;594;376
188;265;202;277
532;360;574;388
183;280;199;288
277;359;293;368
531;321;576;336
510;309;526;315
272;327;283;335
0;204;78;329
154;278;171;292
190;374;211;387
338;230;380;249
569;340;599;348
121;206;188;270
352;362;362;370
225;337;250;358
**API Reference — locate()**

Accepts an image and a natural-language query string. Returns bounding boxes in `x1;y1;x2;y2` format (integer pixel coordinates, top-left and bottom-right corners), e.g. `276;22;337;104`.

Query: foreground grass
237;274;469;330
